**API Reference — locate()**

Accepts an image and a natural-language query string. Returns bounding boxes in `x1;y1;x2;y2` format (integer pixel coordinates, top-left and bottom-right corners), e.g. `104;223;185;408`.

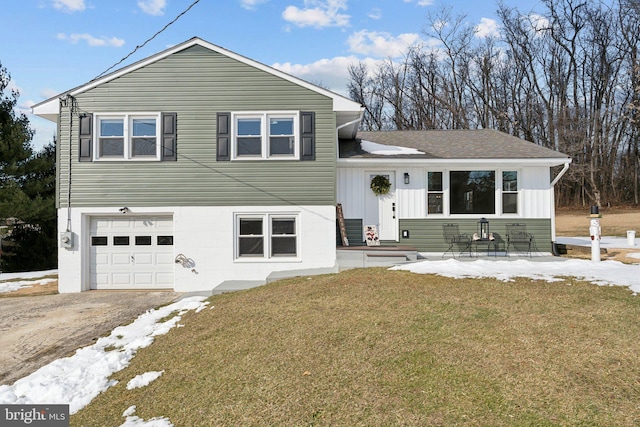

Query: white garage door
90;216;174;289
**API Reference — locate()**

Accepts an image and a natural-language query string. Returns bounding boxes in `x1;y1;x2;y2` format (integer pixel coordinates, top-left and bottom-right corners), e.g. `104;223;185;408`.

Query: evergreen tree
0;62;57;272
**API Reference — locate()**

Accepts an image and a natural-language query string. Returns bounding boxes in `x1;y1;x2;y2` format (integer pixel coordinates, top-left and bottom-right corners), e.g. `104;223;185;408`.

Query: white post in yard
589;206;601;262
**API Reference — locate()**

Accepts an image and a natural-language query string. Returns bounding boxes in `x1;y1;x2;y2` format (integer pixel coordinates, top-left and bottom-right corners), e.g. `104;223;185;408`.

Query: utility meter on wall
60;231;73;249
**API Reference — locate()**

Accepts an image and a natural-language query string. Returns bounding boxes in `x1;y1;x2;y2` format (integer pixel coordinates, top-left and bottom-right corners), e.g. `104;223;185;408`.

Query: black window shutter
78;113;93;162
161;112;177;161
217;112;231;161
300;111;315;161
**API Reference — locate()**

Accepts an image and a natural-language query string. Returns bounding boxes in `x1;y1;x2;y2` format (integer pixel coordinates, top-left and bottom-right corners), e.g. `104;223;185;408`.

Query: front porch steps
337;245;420;270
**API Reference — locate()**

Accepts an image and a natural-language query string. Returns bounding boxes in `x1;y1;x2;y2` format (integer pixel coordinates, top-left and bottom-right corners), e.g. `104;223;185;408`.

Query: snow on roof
360;140;425;155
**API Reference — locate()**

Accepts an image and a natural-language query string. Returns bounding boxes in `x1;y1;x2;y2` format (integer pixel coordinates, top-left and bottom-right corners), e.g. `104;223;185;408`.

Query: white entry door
89;216;174;289
364;172;397;241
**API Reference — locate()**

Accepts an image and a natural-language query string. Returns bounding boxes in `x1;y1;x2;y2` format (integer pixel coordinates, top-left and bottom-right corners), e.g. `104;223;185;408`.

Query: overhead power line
94;0;201;80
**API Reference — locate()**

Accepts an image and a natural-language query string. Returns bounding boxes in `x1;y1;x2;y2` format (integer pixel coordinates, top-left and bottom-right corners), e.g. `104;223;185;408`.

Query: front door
364;172;397;241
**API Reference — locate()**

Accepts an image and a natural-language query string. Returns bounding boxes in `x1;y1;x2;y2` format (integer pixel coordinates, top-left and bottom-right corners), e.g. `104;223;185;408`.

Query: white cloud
6;79;21;95
347;30;421;58
529;13;550;33
57;33;125;47
52;0;85;13
40;88;60;100
240;0;269;10
282;0;350;28
273;55;377;96
28;116;58;150
404;0;434;5
368;7;382;20
137;0;166;16
476;17;500;38
432;19;447;32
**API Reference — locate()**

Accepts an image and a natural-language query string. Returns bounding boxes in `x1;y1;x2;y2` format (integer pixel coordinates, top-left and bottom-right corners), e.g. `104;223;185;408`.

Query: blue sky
2;0;540;150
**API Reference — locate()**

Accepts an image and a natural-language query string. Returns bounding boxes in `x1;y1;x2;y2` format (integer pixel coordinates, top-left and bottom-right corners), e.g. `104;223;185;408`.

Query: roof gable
32;37;362;121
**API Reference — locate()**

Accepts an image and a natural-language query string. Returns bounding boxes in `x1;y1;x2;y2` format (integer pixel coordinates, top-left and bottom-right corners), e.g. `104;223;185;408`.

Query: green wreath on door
370;175;391;196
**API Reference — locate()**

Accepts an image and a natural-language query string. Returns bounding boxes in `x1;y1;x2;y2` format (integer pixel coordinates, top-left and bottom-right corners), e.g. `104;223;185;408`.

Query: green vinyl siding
57;44;336;208
336;219;364;246
395;218;552;253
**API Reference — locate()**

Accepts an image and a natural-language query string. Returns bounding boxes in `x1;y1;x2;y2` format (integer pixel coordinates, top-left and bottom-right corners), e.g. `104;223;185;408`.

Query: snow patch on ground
0;269;58;293
127;371;164;390
0;278;57;293
392;258;640;294
120;405;174;427
0;296;208;415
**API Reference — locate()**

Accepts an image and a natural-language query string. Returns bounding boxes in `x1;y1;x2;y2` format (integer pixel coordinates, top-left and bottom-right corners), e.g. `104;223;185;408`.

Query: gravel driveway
0;290;181;386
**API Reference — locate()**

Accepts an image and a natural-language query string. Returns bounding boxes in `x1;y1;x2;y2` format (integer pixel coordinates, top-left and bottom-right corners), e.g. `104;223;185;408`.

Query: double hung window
502;171;518;214
427;171;444;214
95;113;161;160
233;112;298;159
236;214;298;259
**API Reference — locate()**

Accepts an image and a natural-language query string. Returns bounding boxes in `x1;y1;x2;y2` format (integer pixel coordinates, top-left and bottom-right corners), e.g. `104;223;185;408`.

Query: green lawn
72;268;640;426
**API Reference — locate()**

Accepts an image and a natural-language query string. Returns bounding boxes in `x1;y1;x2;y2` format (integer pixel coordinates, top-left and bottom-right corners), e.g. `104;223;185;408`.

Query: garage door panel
134;273;154;286
112;218;134;231
156;252;174;264
133;253;154;265
112;273;132;286
111;253;132;266
93;253;110;266
91;273;109;286
91;218;111;233
90;215;174;290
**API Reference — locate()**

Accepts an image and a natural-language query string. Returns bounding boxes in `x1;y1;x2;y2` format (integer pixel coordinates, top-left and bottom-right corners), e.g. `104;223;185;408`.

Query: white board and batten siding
337;166;555;224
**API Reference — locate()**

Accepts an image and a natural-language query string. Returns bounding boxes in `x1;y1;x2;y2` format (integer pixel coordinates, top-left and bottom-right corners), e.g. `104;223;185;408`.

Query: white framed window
501;171;519;214
232;112;299;160
95;113;161;161
235;214;298;259
426;171;444;214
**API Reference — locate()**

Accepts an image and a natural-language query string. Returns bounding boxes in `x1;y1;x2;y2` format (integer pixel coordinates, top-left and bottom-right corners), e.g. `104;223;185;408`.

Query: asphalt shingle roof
340;129;570;160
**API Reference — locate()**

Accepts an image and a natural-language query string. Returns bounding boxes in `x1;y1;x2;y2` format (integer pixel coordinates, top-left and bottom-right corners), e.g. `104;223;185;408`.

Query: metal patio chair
442;223;472;258
506;223;533;257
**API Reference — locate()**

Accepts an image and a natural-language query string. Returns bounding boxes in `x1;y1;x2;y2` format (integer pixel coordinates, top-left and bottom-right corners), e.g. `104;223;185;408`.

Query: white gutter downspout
550;161;571;242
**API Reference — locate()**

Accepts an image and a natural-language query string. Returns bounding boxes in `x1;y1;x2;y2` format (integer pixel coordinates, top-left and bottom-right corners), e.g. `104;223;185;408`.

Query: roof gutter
337;157;571;167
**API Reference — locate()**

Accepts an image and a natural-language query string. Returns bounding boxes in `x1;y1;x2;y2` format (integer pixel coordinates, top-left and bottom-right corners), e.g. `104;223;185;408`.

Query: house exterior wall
57;45;337;208
396;218;552;253
57;205;337;293
337;165;554;221
337;164;556;249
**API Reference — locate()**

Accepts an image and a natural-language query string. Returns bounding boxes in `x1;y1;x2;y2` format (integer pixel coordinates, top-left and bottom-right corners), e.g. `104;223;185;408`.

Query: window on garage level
236;214;298;259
